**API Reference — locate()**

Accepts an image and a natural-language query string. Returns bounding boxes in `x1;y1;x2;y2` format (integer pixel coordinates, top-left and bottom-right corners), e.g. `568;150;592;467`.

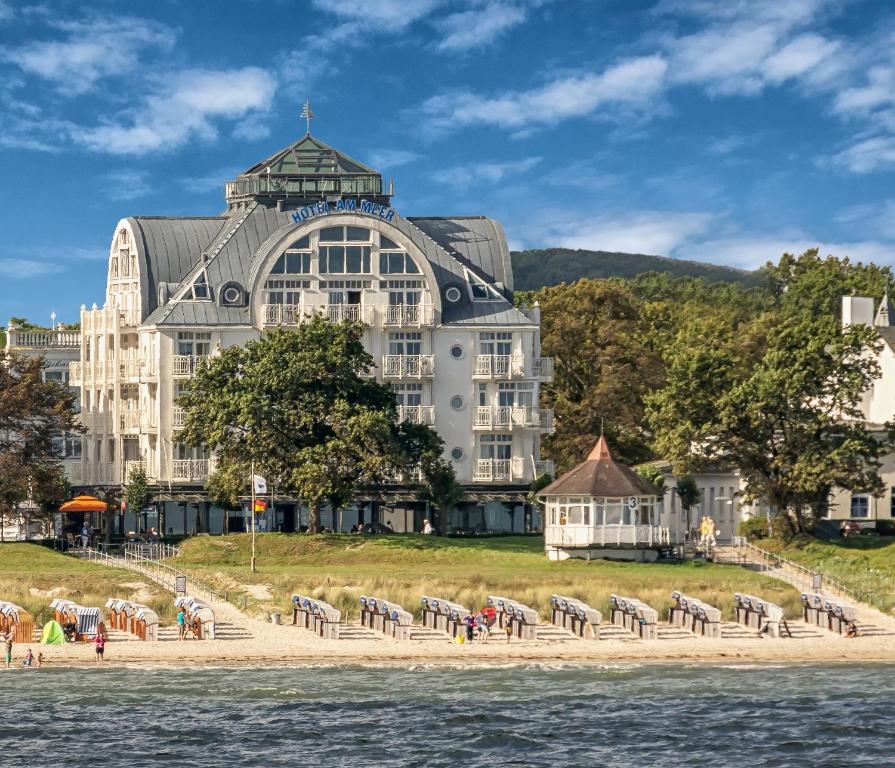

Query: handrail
81;548;226;603
733;540;869;606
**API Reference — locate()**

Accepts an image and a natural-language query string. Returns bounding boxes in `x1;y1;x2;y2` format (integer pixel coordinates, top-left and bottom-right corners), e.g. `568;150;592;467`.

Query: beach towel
41;620;65;645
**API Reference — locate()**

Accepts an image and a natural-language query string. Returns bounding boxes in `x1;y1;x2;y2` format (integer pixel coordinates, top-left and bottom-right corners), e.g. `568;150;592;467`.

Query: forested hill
511;248;763;290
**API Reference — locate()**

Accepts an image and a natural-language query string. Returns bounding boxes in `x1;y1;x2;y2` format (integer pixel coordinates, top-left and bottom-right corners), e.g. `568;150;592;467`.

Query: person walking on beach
475;611;489;643
3;632;12;669
177;607;187;640
464;613;475;643
505;622;513;644
22;648;34;667
94;630;106;666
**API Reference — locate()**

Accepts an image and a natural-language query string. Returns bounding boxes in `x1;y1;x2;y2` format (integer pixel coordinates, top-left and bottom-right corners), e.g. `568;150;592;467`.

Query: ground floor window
851;494;870;518
548;497;591;526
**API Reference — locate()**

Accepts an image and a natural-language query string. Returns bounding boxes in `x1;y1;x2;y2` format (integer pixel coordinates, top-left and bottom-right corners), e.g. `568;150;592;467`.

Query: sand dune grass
176;534;801;622
0;543;174;626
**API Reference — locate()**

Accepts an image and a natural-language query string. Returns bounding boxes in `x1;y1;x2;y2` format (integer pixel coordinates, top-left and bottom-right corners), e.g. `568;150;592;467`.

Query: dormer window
467;270;497;301
191;270;210;300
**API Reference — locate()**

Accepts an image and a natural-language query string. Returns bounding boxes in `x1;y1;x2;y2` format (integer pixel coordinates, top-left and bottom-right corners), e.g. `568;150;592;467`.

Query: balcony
473;406;554;431
473;458;525;483
172;406;187;429
119;309;140;328
120;410;141;433
85;463;113;485
381;354;435;379
262;303;303;326
396;405;435;425
123;460;149;481
325;304;374;324
172;355;206;378
120;358;141;381
473;355;525;379
172;459;212;482
69;362;82;385
382;304;434;328
532;357;554;381
6;328;81;349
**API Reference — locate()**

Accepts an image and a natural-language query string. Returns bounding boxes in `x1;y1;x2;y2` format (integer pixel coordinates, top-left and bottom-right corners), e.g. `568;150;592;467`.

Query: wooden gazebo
539;437;674;561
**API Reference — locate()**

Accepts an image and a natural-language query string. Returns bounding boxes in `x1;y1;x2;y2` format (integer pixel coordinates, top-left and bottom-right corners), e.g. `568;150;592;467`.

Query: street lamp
225;424;261;573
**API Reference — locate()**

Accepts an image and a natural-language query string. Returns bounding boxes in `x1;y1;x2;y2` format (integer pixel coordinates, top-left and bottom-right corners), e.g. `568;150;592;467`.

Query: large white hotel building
47;132;554;535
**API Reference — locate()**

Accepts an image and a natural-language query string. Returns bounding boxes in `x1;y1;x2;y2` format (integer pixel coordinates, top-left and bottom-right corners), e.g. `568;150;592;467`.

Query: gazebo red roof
538;437;659;498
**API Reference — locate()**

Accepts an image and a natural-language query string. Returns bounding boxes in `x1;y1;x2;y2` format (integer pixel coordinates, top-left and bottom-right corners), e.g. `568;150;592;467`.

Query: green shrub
738;516;769;540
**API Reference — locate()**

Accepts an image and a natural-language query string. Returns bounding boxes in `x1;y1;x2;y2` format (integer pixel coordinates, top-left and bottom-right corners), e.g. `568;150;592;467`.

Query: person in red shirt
94;631;106;666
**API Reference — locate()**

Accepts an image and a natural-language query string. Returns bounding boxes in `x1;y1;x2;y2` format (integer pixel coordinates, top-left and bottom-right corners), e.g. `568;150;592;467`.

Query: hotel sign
291;198;396;225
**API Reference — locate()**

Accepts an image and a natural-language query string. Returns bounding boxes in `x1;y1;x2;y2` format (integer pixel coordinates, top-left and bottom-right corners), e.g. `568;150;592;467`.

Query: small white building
540;437;673;561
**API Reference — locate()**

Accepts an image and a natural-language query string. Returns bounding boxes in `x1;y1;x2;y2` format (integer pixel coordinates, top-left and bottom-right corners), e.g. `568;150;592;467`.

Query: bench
486;595;540;641
669;591;722;638
550;595;601;639
800;592;857;635
421;596;470;639
291;595;341;639
734;593;788;637
609;594;658;640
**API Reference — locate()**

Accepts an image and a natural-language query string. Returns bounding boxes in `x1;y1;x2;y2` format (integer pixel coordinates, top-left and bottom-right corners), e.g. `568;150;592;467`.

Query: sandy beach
15;597;895;668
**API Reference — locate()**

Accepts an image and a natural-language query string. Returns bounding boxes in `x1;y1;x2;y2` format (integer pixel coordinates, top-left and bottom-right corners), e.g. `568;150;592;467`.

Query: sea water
2;663;892;767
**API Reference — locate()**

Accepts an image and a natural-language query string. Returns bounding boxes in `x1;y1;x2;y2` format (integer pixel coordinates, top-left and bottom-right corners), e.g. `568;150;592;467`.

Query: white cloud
0;259;57;278
682;235;895;270
72;67;276;155
2;16;176;94
312;0;444;30
516;209;714;255
434;2;527;52
367;149;421;169
180;166;243;192
433;156;541;186
828;136;895;174
421;55;667;131
103;169;152;200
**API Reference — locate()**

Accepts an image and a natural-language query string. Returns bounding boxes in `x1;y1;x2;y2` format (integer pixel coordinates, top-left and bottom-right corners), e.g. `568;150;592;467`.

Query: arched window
379;235;420;274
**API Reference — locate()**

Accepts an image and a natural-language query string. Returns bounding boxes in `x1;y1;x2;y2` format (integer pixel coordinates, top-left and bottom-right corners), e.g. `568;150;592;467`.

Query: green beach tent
41;620;65;645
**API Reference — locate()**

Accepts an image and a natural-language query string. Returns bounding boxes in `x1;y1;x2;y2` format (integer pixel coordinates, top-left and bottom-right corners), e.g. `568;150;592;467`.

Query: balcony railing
172;355;206;378
262;303;303;326
326;304;374;324
119;309;140;328
473;406;554;430
473;355;525;379
396;405;435;425
544;525;671;548
172;459;212;482
120;410;141;432
123;460;148;481
172;407;187;429
381;354;435;379
120;359;141;380
473;458;525;483
382;304;434;328
6;328;81;348
532;357;554;381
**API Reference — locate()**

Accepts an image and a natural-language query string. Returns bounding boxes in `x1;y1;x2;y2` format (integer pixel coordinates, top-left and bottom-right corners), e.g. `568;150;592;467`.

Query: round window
450;395;464;410
445;286;462;303
222;286;241;304
450;344;464;359
450;447;464;461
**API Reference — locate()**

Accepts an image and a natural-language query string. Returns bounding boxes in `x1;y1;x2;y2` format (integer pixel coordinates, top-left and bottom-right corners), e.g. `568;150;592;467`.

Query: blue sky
1;0;894;323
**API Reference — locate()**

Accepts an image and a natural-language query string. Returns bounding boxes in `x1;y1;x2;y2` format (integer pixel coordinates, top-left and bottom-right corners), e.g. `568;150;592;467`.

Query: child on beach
505;623;513;644
37;652;44;667
177;608;186;640
22;649;34;667
464;614;475;643
94;632;106;666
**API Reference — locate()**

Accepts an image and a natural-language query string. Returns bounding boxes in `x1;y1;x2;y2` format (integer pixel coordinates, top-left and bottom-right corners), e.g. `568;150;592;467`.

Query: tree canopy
177;318;443;532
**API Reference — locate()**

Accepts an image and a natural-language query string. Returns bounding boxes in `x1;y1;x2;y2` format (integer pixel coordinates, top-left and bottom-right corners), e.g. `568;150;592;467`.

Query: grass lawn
762;535;895;613
0;543;174;626
175;533;802;622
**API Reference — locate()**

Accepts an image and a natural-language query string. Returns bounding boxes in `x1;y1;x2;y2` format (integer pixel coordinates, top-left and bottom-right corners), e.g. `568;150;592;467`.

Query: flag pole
250;458;257;573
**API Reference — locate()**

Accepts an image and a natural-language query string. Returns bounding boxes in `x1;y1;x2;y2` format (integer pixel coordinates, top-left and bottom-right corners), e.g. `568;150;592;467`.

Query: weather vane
301;100;314;134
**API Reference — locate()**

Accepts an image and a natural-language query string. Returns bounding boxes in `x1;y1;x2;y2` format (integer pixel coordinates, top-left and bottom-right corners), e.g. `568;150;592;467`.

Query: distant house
539;436;673;561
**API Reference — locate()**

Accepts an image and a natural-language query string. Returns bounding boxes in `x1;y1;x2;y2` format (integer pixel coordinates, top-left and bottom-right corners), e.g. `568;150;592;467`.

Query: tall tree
420;459;465;535
675;475;701;540
123;467;153;534
649;251;895;534
178;319;441;533
536;279;663;471
0;353;76;540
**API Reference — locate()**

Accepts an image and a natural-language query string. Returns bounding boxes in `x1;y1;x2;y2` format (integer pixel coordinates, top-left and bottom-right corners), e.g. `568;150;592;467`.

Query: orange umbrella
59;495;108;513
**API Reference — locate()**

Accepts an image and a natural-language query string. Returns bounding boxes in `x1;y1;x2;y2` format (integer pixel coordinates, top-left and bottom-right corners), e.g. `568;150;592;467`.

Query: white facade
65;133;554;532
